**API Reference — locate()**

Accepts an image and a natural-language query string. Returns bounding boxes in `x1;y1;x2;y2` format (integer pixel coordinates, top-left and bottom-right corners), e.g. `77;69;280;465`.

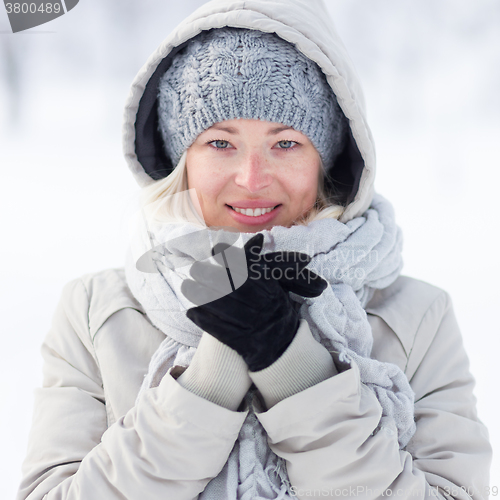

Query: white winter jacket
17;0;492;499
17;270;491;499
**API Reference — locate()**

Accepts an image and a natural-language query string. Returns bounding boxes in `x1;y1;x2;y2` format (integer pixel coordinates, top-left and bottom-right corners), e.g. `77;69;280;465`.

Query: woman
17;0;491;499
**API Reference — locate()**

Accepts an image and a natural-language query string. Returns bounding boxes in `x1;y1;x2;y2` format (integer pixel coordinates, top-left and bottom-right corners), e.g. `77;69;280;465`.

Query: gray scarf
125;193;415;499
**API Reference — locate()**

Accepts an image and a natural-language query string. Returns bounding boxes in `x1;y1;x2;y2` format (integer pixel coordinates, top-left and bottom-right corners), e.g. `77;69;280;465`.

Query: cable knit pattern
157;27;347;169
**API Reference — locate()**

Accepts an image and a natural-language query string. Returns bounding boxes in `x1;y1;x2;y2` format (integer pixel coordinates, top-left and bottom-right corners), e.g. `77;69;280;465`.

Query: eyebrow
208;124;294;135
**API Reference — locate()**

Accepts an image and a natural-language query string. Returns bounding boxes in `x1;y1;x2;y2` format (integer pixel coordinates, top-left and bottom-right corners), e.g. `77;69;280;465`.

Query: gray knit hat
157;27;347;170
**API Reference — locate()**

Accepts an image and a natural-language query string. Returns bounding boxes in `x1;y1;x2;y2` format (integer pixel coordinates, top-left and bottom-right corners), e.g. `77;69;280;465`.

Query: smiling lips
229;205;278;217
226;202;282;224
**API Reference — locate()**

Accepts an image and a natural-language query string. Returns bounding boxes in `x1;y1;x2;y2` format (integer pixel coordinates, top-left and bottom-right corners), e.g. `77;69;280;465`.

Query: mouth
225;204;282;225
227;205;280;217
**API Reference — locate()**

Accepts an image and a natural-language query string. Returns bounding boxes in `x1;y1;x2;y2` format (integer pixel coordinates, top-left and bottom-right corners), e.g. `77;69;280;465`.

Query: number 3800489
5;3;61;14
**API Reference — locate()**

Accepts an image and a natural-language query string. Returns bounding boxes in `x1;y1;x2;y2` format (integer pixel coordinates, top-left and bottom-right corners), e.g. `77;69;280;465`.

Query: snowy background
1;0;499;497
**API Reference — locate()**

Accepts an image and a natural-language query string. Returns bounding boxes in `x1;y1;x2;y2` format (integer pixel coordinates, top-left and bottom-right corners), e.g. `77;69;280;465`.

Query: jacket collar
365;275;444;356
88;270;442;358
83;268;145;340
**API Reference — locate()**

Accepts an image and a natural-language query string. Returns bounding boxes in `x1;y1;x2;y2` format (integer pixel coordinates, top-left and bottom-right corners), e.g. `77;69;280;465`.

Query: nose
234;152;273;193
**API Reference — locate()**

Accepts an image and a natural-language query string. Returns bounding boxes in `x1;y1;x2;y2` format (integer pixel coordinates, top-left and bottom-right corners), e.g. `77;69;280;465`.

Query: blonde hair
139;150;345;226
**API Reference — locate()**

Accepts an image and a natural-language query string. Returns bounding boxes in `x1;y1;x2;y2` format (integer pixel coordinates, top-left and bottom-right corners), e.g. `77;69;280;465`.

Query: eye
276;140;298;149
207;139;232;149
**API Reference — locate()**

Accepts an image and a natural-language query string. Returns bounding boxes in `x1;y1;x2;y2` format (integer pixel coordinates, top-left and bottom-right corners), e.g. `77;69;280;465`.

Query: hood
122;0;376;223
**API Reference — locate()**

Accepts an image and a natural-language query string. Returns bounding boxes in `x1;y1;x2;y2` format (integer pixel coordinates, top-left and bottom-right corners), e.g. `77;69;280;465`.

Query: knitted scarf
125;193;415;499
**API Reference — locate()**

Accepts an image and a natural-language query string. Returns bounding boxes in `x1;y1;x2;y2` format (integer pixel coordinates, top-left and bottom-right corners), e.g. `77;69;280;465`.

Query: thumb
244;233;264;263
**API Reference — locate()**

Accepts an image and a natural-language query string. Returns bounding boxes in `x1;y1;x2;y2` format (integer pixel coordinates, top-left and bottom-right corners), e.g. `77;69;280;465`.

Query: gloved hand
181;233;327;371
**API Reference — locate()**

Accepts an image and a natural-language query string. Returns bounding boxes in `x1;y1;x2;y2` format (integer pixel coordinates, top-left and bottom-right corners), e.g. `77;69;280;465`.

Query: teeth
231;206;276;216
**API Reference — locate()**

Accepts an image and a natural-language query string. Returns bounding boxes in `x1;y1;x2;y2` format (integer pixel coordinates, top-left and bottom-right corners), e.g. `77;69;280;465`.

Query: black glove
181;233;327;371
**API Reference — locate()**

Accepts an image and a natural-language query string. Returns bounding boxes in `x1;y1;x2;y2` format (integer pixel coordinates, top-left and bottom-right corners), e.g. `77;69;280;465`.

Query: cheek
186;154;229;205
287;161;320;201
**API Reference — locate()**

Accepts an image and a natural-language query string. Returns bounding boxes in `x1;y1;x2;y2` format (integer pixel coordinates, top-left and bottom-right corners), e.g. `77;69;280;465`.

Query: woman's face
185;119;321;232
